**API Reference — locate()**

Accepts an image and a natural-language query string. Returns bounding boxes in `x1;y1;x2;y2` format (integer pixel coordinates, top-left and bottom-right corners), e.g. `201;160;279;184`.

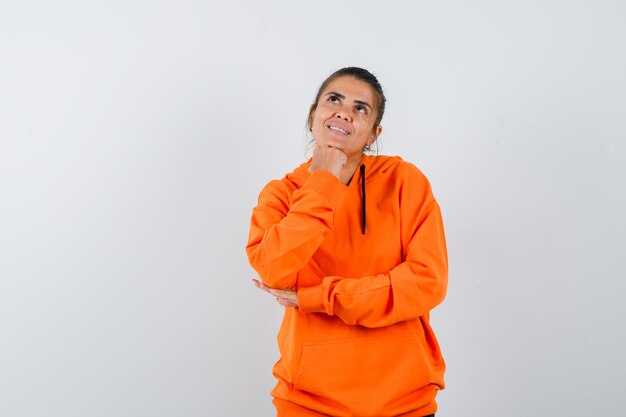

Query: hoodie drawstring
360;164;366;235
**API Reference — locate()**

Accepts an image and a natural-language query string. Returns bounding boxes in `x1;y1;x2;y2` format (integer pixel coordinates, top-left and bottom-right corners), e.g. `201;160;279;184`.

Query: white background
1;1;625;416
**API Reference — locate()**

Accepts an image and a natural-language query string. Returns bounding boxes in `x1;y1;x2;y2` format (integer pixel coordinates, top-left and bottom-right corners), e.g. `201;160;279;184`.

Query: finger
252;279;273;294
270;289;295;299
276;297;297;307
275;294;297;305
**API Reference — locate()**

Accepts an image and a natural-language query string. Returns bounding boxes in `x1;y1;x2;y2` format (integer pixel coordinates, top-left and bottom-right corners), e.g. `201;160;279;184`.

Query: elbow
247;247;297;289
426;259;448;304
259;272;297;290
429;267;448;309
431;278;447;308
407;258;448;304
246;245;296;289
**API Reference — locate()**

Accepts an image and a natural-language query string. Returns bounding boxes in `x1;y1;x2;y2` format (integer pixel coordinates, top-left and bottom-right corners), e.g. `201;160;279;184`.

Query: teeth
330;126;348;134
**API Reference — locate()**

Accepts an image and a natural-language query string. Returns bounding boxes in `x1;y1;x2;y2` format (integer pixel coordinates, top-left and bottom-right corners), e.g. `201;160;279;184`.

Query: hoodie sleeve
246;170;347;289
297;169;448;328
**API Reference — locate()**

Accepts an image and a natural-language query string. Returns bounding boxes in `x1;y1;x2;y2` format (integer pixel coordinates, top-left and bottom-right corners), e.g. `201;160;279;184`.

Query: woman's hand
252;279;299;308
309;145;347;179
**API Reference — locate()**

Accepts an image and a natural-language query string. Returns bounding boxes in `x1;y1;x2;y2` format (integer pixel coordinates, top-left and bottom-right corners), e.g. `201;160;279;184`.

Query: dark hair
307;67;386;133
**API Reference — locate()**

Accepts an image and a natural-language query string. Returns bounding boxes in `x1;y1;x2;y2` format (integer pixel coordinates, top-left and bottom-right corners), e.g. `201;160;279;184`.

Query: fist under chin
315;139;343;151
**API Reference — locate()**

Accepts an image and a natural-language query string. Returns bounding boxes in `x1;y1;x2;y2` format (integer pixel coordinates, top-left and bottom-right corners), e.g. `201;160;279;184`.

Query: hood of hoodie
285;154;404;187
284;154;407;236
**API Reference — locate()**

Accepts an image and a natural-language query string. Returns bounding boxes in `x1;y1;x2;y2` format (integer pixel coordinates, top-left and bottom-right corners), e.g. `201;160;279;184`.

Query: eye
327;95;340;104
355;105;367;114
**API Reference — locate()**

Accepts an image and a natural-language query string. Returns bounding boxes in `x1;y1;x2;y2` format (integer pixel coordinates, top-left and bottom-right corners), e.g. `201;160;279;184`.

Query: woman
246;67;447;417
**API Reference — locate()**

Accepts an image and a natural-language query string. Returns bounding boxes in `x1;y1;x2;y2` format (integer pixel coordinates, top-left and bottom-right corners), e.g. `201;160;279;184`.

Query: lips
327;123;350;136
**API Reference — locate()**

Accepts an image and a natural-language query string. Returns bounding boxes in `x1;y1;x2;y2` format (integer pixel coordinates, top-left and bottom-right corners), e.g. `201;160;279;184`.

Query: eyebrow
326;92;373;111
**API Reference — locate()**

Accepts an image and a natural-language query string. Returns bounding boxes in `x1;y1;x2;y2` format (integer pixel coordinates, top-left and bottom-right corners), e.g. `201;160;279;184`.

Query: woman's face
309;76;382;162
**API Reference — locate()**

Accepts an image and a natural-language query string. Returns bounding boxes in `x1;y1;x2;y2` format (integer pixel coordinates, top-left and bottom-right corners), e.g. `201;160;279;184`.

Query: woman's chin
315;139;343;150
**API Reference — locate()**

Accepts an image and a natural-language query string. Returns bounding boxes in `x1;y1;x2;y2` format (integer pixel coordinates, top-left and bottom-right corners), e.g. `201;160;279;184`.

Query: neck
339;154;364;185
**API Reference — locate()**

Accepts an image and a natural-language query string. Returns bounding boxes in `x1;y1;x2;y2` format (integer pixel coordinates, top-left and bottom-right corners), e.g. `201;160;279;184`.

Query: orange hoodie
246;155;448;417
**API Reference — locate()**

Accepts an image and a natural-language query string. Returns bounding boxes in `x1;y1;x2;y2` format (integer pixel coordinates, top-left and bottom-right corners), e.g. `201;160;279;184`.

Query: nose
335;107;351;122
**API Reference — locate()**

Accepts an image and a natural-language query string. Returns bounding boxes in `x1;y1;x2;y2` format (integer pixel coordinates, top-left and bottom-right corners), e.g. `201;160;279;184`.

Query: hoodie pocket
293;334;430;413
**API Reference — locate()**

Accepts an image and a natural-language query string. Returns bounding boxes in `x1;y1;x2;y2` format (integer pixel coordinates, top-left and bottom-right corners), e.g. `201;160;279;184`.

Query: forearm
298;260;447;328
298;202;448;327
246;170;347;288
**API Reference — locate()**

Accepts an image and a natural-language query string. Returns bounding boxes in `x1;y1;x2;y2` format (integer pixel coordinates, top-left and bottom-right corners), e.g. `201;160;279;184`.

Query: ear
308;105;316;130
367;125;383;146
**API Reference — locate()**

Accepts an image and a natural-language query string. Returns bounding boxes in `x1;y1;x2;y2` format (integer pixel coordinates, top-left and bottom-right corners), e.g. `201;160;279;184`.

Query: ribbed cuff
298;284;326;314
